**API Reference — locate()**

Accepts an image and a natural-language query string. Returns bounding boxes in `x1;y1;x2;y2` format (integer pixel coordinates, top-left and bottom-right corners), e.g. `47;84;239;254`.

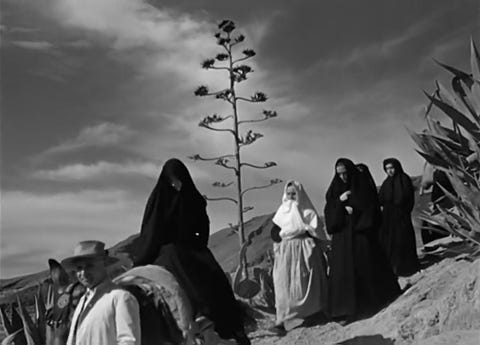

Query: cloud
1;189;144;277
9;26;40;34
40;122;135;157
308;14;438;73
48;0;213;77
12;40;53;50
64;39;92;48
45;0;272;90
31;160;161;181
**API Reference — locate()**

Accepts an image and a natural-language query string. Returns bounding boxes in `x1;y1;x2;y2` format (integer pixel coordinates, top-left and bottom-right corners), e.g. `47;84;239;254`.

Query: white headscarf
272;180;329;240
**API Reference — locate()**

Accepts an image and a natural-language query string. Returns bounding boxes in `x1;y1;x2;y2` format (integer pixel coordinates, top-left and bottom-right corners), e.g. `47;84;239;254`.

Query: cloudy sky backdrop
1;0;479;278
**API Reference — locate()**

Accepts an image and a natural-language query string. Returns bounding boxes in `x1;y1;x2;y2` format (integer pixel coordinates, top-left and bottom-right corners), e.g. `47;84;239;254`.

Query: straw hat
61;240;118;268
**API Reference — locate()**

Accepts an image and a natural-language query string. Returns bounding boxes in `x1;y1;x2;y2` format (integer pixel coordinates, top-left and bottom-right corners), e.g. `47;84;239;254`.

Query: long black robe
324;158;400;320
379;158;420;277
132;159;247;342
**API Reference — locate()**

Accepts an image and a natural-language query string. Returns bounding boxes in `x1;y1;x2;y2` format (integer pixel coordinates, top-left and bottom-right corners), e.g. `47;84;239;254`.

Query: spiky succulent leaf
16;297;42;345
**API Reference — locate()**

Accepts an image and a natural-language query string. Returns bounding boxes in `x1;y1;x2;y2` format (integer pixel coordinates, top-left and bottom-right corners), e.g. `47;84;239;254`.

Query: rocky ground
246;237;480;345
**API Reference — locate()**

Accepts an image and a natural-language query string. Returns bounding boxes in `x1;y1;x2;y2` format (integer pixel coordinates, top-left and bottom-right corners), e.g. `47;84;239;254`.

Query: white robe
272;181;329;326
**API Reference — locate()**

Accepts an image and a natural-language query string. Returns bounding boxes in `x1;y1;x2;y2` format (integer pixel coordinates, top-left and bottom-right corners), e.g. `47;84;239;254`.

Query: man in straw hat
62;240;141;345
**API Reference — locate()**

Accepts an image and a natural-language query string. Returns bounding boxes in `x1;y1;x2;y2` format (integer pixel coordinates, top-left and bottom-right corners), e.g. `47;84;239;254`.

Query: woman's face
385;163;396;177
336;164;348;184
286;185;297;201
169;176;182;191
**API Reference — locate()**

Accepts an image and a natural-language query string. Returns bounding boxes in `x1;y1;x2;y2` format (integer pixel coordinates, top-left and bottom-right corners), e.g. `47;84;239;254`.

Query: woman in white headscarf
270;180;329;334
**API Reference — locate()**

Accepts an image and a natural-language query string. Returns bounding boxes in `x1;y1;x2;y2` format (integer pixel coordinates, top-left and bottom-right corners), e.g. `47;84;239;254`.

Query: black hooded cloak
379;158;420;276
132;159;248;342
324;158;400;320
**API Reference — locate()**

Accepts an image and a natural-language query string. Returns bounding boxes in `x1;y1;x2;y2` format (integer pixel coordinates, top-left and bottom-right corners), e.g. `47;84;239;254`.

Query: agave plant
0;286;47;345
410;38;480;249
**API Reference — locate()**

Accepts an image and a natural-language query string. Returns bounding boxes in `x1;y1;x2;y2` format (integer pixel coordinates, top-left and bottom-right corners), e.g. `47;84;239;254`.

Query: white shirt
67;280;141;345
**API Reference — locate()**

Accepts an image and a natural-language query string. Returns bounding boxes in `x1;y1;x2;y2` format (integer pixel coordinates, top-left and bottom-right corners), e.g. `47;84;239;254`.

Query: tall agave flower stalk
409;38;480;249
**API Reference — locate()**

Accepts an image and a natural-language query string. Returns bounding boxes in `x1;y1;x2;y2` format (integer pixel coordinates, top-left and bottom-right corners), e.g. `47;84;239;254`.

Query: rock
415;330;480;345
394;258;480;344
250;252;480;345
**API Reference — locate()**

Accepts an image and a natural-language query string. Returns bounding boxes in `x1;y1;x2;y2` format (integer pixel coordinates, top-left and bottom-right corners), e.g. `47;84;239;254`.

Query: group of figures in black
128;156;429;344
323;158;418;325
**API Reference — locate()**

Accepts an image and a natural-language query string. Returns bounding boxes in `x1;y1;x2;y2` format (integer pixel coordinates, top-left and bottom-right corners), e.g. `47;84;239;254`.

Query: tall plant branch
189;154;234;162
204;196;238;204
193;19;280;281
241;162;277;169
241;179;283;197
200;123;236;135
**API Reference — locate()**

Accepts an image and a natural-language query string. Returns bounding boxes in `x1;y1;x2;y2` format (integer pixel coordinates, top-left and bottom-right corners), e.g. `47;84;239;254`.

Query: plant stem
228;35;248;279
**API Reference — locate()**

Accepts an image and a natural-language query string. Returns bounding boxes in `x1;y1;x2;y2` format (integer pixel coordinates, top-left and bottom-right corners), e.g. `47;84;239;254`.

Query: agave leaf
0;304;24;336
437;81;471;118
16;297;42;345
427;117;470;150
11;305;23;336
0;305;14;335
433;58;474;89
434;140;463;165
457;80;480;121
447;172;480;204
464;132;480;165
430;134;468;155
426;213;459;238
425;92;480;139
468;82;480;113
35;288;46;344
1;328;26;345
421;224;450;236
423;134;461;166
427;117;463;146
471;38;480;82
456;204;480;231
418;210;448;225
446;211;472;230
438;182;480;231
427;117;448;137
416;150;449;169
407;128;435;153
433;118;469;144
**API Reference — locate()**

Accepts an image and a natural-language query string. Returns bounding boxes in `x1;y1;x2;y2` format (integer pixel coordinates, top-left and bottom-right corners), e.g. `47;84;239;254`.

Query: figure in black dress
324;158;400;322
379;158;420;276
132;158;250;345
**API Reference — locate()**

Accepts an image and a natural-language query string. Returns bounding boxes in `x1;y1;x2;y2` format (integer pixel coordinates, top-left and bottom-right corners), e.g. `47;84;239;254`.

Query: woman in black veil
379;158;420;276
324;158;400;322
131;158;250;345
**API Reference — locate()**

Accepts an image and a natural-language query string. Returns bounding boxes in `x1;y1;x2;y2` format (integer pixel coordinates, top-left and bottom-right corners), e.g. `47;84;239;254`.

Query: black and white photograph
1;0;480;344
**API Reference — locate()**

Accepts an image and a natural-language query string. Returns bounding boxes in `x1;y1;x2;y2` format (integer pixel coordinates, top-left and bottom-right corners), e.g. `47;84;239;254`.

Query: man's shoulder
100;283;138;302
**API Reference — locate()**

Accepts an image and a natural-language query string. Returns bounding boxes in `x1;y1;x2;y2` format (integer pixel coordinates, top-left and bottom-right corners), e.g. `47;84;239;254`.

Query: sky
1;0;479;278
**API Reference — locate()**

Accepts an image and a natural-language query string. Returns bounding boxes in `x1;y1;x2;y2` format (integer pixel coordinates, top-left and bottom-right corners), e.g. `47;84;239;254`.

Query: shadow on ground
336;334;395;345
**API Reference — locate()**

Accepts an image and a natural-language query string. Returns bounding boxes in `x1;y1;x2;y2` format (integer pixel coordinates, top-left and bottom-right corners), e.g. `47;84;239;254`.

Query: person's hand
339;191;351;202
345;206;353;215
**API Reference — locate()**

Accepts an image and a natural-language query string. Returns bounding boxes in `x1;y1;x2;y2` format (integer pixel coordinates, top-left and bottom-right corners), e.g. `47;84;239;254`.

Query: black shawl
325;158;380;234
325;159;400;317
133;158;209;266
379;158;414;212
